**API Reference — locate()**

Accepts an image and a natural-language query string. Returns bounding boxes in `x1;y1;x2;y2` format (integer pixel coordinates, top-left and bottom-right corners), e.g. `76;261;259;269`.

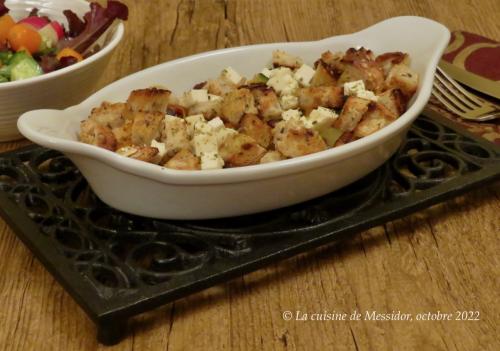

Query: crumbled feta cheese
116;146;138;157
191;120;225;170
266;67;299;96
208;94;223;102
207;117;225;131
193;127;217;157
193;120;214;135
261;68;273;78
280;95;299;110
165;114;182;122
200;153;225;170
294;64;315;87
221;67;243;85
151;140;167;158
215;127;238;146
306;107;339;130
282;109;303;121
182;89;209;107
185;114;206;137
357;90;378;101
260;151;284;164
344;80;378;101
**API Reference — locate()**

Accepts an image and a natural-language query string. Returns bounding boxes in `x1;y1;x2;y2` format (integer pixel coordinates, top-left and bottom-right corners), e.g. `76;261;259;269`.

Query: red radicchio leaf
39;54;61;73
0;0;9;17
58;56;78;68
63;9;86;37
29;8;39;17
28;7;50;22
58;1;128;53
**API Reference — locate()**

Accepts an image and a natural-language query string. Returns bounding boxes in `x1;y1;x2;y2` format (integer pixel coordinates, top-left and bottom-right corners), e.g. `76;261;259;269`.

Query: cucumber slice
249;73;269;84
10;56;43;81
319;127;343;147
0;51;13;65
0;65;11;80
256;73;269;83
8;51;32;66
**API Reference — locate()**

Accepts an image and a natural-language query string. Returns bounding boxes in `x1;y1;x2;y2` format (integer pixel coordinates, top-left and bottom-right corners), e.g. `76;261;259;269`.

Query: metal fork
431;66;499;122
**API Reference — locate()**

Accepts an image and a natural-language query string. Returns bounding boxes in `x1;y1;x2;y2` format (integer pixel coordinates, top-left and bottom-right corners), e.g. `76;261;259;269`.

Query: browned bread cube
377;88;407;117
338;48;385;93
353;102;397;138
165;149;201;170
127;88;172;113
334;96;372;132
272;50;303;69
219;133;266;167
162;116;191;156
128;146;160;163
206;78;237;96
89;102;128;129
298;86;344;115
112;119;133;148
385;63;419;98
239;114;273;148
250;86;283;120
375;52;409;76
310;61;338;87
220;88;258;126
273;120;327;158
79;119;117;151
130;111;164;146
260;150;286;164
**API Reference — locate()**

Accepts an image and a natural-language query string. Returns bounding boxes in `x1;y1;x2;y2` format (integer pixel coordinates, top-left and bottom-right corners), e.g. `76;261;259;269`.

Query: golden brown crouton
320;50;344;68
127;88;172;113
337;47;385;93
375;52;409;76
130;111;164;146
219;133;267;167
89;102;128;129
166;104;188;118
128;146;160;163
206;78;237;96
334;132;355;147
273;120;327;158
260;150;286;164
162;115;191;156
250;86;283;120
164;149;201;170
220;88;258;126
239;114;273;148
112;119;133;148
343;47;376;62
188;100;222;120
377;88;407;117
385;64;419;98
297;86;344;115
334;96;372;132
79;119;117;151
353;103;397;138
272;50;303;69
310;61;338;87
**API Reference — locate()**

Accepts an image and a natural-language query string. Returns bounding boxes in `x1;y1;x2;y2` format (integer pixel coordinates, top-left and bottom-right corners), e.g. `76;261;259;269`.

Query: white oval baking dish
18;16;450;219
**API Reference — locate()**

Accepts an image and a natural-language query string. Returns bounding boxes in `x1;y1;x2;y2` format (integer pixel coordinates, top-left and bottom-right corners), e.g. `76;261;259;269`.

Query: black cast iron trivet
0;114;499;345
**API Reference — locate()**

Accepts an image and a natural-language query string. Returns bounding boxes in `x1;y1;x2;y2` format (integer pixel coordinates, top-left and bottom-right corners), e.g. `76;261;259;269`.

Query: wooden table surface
1;1;499;350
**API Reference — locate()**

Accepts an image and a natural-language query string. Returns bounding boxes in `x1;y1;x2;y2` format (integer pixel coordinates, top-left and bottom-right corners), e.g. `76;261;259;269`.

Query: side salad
0;0;128;83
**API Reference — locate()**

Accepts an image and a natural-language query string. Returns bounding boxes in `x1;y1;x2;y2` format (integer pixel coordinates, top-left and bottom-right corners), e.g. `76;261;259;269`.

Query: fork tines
432;66;497;119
